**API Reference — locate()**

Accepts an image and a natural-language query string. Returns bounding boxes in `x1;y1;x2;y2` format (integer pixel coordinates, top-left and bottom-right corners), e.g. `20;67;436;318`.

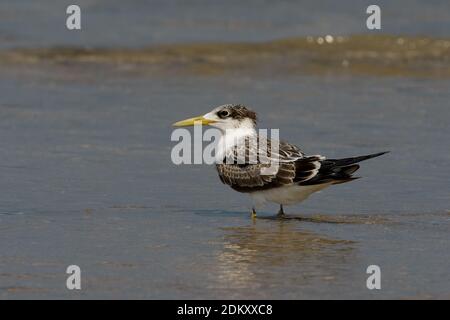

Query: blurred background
1;0;450;48
0;0;449;299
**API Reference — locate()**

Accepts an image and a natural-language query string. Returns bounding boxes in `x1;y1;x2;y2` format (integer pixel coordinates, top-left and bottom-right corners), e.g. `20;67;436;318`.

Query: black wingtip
354;151;390;162
365;151;390;159
322;151;390;168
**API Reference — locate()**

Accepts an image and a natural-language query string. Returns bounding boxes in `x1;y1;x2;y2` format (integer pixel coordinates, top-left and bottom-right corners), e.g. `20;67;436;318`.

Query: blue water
1;0;449;49
0;1;449;299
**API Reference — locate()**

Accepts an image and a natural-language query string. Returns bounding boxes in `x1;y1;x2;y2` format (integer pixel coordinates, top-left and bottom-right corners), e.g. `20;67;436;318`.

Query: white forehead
203;105;232;119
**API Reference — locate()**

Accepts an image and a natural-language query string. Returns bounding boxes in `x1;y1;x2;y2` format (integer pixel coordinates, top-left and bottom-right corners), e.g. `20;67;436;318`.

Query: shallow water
0;63;449;299
1;0;450;49
0;0;450;299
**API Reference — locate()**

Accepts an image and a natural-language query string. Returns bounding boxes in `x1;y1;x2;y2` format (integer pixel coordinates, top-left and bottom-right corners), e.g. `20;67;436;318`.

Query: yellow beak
172;115;217;127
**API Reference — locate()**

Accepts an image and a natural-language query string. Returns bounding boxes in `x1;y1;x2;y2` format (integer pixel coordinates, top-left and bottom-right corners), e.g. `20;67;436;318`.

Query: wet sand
2;35;450;78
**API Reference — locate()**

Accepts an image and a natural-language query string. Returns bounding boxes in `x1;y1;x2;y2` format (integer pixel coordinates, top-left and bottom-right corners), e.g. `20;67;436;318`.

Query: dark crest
220;104;257;124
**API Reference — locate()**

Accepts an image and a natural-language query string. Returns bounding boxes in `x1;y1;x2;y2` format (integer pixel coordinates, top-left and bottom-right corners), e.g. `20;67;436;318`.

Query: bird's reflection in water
213;220;355;293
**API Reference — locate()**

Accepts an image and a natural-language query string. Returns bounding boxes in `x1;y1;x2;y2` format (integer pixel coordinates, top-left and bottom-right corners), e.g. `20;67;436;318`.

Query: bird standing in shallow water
173;104;388;218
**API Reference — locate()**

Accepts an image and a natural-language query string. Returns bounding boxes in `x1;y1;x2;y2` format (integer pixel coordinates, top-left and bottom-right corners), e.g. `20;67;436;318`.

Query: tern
173;104;388;218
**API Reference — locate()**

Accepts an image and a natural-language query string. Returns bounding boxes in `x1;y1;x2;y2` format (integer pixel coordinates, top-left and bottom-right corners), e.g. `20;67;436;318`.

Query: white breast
215;127;256;162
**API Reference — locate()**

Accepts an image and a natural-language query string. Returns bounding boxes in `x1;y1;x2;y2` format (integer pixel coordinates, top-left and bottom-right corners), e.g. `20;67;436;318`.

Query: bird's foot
276;212;286;219
277;205;285;219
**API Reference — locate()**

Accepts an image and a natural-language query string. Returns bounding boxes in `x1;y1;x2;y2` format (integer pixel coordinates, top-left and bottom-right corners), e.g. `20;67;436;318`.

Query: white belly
249;183;332;207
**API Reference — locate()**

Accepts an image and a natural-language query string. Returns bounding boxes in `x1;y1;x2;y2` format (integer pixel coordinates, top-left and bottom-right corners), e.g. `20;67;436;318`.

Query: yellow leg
251;207;257;219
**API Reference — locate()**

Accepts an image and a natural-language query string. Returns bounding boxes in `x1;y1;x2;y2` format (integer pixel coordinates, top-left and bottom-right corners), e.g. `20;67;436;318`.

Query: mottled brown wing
215;139;323;192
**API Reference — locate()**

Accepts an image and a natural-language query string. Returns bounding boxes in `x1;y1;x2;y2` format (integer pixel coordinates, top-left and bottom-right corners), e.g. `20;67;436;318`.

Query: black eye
218;110;230;118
